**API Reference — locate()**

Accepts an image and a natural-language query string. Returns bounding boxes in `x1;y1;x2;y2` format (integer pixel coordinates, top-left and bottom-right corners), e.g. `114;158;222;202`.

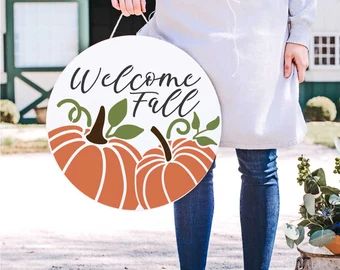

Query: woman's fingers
111;0;121;10
132;0;143;15
284;51;293;78
295;59;307;83
141;0;146;12
119;0;130;16
111;0;146;16
124;0;134;16
284;43;309;83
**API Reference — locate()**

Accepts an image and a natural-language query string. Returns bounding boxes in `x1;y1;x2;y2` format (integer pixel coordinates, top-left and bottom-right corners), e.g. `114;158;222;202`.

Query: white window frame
309;32;340;71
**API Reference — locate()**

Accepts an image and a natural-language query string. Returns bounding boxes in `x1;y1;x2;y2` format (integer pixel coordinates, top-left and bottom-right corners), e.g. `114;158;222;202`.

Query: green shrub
0;99;20;124
304;96;337;122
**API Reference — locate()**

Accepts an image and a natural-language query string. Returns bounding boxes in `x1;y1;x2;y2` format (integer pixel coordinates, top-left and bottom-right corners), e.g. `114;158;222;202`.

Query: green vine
56;98;144;141
165;112;220;147
166;119;191;139
57;98;92;127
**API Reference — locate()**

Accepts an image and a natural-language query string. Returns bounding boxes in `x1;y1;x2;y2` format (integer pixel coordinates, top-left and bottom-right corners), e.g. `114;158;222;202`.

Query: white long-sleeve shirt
137;0;317;149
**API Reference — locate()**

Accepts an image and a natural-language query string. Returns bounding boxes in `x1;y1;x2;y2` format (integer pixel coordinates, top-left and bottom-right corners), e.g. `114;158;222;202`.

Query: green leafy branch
284;155;340;249
165;112;220;147
105;98;143;140
191;112;220;146
57;98;143;141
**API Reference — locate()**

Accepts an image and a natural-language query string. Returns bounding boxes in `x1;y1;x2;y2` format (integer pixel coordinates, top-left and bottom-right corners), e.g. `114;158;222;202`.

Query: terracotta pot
296;242;340;270
34;106;47;124
325;235;340;255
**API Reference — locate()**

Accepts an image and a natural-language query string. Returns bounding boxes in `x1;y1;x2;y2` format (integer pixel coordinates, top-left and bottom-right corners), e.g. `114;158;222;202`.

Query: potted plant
284;156;340;255
34;105;47;124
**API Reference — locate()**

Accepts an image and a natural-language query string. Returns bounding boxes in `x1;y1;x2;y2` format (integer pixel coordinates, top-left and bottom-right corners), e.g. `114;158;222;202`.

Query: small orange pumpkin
135;126;215;209
325;235;340;255
48;106;142;210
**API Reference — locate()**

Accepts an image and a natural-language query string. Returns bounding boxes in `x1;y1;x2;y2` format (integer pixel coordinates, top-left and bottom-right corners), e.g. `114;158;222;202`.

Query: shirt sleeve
287;0;317;50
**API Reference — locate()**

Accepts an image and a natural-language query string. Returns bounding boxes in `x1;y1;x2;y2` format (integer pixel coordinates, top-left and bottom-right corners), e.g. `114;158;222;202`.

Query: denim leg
235;149;279;270
174;159;216;270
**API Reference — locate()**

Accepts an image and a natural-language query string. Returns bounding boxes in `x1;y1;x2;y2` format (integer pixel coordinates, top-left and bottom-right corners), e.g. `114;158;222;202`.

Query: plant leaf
206;116;220;130
285;236;295;249
112;124;144;140
195;136;217;146
298;219;310;227
320;186;340;195
284;223;300;240
191;112;200;130
312;168;326;186
329;194;340;205
309;229;335;247
294;226;305;245
108;99;127;128
304;179;319;195
303;193;315;215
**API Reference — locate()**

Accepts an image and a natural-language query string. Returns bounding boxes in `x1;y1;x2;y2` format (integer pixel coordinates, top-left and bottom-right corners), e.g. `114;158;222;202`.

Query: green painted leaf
309;229;335;247
191;112;200;130
108;99;127;128
112;124;144;140
303;193;315;215
312;168;326;186
321;186;340;195
285;236;295;249
195;136;217;146
284;223;300;240
294;226;305;245
206;116;220;130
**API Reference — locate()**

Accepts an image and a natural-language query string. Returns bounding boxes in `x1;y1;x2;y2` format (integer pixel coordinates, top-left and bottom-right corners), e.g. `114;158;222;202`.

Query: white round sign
47;35;222;210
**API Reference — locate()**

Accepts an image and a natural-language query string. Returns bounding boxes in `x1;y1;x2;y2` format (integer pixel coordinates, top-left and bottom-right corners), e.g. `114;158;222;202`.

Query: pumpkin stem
151;126;172;161
86;106;108;144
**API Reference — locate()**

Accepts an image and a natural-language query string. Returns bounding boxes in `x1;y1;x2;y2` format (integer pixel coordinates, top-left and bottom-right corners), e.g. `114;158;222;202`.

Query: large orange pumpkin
135;126;215;209
48;106;142;210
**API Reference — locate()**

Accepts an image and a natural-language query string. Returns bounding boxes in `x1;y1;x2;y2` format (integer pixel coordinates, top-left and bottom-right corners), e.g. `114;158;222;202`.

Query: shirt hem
220;135;306;150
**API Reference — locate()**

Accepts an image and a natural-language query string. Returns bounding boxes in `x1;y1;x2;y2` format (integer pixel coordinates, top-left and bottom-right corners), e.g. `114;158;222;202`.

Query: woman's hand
284;43;309;83
111;0;146;16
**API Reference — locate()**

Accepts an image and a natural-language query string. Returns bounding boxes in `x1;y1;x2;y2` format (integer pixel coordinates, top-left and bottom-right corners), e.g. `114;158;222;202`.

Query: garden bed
0;123;48;154
305;121;340;149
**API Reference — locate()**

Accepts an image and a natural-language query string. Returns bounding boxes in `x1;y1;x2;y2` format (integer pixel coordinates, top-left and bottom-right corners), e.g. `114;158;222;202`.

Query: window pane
14;2;79;68
314;36;319;44
314;57;319;65
322;57;327;65
330;57;335;65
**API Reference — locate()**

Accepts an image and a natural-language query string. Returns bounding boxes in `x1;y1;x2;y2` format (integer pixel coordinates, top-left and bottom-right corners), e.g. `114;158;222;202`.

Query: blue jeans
174;148;279;270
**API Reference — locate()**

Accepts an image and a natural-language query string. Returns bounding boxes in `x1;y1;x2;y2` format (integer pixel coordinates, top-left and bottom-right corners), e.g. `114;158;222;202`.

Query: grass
0;138;49;154
305;121;340;148
0;121;339;154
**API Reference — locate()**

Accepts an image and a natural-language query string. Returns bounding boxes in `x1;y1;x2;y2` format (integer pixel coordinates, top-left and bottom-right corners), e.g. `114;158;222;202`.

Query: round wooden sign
47;35;222;210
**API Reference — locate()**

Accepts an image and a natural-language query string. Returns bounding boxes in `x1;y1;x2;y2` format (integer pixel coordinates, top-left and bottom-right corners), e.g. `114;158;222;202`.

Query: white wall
313;0;340;32
306;0;340;82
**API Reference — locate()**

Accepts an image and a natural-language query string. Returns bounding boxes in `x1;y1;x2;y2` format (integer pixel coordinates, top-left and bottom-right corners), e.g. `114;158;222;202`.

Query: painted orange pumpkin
135;126;215;209
48;106;142;210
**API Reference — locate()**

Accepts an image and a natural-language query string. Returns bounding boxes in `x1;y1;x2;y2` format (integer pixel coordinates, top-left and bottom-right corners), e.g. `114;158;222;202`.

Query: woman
112;1;316;269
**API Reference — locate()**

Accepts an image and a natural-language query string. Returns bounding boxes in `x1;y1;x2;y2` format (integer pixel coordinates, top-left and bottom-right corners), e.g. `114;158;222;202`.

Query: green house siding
299;82;340;115
4;0;89;124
